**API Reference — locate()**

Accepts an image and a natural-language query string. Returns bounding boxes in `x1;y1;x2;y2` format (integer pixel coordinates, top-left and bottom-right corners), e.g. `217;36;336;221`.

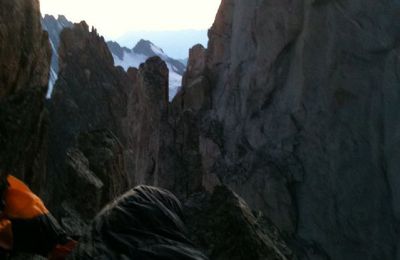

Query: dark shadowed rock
166;45;213;198
0;0;51;193
184;186;292;260
186;0;400;259
77;130;128;206
3;0;398;259
48;21;133;222
169;108;205;197
131;56;206;198
131;56;169;186
41;14;73;94
0;0;50;97
63;147;103;220
174;44;211;113
206;0;233;76
59;130;129;234
0;0;51;258
182;44;207;87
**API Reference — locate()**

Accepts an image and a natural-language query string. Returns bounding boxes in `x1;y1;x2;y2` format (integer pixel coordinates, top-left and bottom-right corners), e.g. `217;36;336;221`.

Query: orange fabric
0;218;13;250
3;175;48;219
48;240;77;260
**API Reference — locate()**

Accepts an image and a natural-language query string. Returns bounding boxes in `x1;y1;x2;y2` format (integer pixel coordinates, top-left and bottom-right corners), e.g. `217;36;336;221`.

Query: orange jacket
0;175;76;259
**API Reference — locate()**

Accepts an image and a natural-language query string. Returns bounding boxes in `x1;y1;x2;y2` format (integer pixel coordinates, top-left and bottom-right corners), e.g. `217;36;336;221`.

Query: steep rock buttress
48;22;133;227
175;0;400;259
0;0;51;194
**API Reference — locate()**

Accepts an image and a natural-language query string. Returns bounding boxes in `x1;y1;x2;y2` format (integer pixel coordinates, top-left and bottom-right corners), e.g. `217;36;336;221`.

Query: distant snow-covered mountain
107;39;186;100
116;30;208;59
42;14;187;100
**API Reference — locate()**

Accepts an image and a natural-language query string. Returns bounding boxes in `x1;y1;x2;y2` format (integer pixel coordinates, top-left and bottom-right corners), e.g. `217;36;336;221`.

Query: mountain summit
108;39;186;100
133;39;162;58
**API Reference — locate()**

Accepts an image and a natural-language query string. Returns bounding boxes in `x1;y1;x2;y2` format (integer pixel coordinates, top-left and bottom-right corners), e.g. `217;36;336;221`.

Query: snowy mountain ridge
42;14;187;100
108;39;186;100
116;30;208;59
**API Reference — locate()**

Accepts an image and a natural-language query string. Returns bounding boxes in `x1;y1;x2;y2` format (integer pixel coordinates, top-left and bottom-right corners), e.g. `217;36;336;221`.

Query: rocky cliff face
48;22;132;225
129;56;204;198
43;17;207;227
178;0;400;259
1;0;397;259
0;0;51;193
41;14;73;96
130;56;169;185
184;186;293;260
178;44;211;112
45;21;283;257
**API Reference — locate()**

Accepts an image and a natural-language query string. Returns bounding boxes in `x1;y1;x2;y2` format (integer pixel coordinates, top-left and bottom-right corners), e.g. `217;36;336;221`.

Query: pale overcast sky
40;0;221;38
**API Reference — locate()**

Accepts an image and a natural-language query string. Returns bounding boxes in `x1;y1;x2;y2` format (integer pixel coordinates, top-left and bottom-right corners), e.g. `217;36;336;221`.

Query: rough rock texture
0;0;51;258
61;130;128;223
177;0;400;259
77;130;128;205
166;44;214;197
182;44;207;87
41;14;73;95
130;56;197;196
131;56;170;187
48;22;132;223
130;56;207;198
177;44;212;113
0;0;51;193
2;0;397;259
0;0;50;97
184;186;293;260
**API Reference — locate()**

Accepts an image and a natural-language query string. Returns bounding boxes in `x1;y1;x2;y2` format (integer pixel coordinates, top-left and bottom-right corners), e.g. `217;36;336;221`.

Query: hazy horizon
116;29;208;59
40;0;220;39
42;13;209;59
